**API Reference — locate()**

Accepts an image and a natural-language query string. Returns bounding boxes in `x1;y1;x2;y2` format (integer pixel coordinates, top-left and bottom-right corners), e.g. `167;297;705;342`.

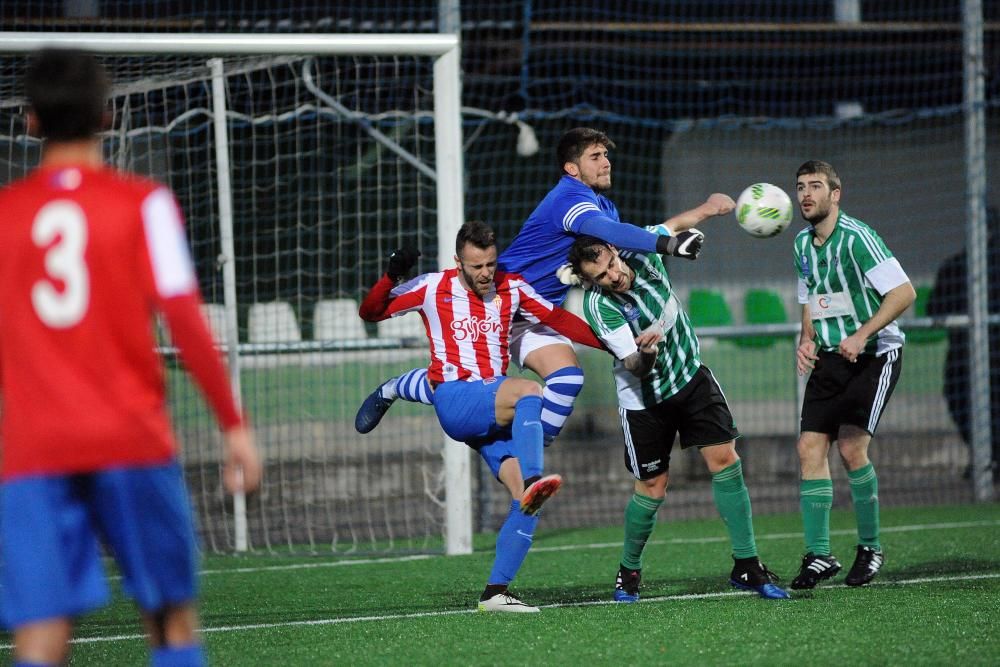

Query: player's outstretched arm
358;274;396;321
359;247;421;321
575;213;662;254
660;193;736;233
539;306;605;350
575;213;705;260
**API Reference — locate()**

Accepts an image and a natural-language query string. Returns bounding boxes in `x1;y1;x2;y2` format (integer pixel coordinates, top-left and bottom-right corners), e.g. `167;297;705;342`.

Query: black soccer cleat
729;557;790;599
614;565;641;603
790;553;842;589
845;545;884;587
354;381;395;434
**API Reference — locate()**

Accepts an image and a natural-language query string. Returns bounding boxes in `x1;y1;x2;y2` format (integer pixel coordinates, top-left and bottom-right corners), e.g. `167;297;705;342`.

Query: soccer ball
735;183;794;238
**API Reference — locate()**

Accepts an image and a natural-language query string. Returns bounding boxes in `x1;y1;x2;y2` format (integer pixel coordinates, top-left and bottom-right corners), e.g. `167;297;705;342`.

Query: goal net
1;2;996;554
0;36;469;555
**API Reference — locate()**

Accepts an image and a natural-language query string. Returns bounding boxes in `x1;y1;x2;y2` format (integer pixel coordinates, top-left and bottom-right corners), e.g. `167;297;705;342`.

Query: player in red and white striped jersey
359;220;602;612
0;49;260;666
360;249;598;385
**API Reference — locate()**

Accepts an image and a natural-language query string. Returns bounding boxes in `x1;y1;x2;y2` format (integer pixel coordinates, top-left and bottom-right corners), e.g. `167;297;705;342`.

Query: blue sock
488;499;540;585
382;367;433;405
151;644;206;667
540;367;584;440
513;395;544;479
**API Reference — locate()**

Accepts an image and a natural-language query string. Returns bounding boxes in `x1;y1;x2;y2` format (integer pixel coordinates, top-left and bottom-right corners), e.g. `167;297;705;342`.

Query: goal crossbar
0;32;457;56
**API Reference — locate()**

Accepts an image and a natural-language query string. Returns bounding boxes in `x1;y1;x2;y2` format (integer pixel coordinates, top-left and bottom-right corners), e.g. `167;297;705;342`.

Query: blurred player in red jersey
0;49;261;666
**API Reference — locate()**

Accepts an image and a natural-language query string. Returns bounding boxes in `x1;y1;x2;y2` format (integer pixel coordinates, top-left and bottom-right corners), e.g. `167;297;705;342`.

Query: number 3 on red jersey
32;200;90;328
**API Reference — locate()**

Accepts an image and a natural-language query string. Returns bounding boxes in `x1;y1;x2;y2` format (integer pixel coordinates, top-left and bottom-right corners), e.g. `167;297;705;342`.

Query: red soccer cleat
520;474;563;516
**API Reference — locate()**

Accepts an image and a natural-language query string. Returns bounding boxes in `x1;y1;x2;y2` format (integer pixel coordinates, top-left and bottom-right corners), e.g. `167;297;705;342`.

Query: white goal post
0;32;473;556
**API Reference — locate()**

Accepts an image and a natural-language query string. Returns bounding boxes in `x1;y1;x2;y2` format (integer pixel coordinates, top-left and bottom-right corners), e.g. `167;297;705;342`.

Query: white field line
4;571;998;650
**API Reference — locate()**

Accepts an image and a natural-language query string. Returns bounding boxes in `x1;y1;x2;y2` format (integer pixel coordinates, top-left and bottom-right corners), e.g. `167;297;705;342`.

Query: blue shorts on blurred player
1;462;199;629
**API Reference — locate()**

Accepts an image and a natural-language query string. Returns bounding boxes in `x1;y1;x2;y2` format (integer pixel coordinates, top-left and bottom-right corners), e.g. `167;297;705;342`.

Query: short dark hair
455;220;496;256
796;160;841;192
567;235;610;276
557;127;616;171
25;48;110;142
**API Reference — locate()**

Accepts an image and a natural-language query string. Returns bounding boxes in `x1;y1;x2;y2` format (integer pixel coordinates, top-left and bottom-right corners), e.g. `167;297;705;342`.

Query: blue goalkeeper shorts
0;461;200;629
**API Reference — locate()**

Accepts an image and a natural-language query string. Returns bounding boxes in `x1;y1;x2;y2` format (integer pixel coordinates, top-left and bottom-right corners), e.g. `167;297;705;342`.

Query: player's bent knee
524;344;580;378
506;378;544;399
636;473;668;498
701;441;738;471
838;448;869;471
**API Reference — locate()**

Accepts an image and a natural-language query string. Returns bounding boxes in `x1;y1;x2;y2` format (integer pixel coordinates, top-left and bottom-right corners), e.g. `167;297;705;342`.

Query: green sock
848;463;880;549
711;460;758;559
620;493;664;570
800;478;834;555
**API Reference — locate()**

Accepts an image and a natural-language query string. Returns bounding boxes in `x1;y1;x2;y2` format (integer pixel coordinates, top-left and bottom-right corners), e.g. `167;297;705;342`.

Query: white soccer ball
735;183;794;238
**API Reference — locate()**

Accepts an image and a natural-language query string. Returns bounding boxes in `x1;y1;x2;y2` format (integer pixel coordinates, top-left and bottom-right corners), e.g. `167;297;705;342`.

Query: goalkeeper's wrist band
655;234;674;255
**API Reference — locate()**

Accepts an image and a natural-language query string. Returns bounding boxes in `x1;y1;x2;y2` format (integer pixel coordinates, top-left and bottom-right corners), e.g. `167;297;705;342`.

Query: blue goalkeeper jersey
498;176;660;306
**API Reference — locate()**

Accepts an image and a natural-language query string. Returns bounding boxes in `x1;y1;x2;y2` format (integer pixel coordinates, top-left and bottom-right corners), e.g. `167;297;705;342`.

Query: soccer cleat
845;545;884;587
477;591;540;613
729;557;791;599
520;474;562;516
614;566;641;603
790;553;842;590
354;382;395;434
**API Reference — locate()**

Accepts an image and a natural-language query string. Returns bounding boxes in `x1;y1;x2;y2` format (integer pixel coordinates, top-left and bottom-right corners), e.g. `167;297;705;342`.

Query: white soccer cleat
520;474;562;516
477;592;540;613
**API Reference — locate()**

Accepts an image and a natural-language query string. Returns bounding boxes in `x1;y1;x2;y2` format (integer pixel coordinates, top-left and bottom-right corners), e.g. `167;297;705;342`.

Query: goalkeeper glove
386;247;420;281
656;228;705;261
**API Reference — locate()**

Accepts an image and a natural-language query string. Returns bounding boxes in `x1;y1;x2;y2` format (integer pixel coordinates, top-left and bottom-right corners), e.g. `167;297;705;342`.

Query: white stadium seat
200;303;229;343
248;301;301;343
313;299;367;340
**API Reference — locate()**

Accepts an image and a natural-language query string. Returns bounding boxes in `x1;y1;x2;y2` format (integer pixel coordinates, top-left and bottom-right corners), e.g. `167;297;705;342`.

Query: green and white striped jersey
582;250;701;410
793;211;909;354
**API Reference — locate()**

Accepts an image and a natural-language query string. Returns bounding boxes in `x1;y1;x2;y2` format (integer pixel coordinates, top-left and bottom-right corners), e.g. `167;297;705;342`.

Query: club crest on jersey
451;315;502;342
50;168;82;191
492;295;503;310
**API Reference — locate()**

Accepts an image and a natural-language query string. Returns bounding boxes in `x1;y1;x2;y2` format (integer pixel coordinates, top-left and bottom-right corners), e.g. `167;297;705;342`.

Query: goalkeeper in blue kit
567;235;790;601
356;127;733;445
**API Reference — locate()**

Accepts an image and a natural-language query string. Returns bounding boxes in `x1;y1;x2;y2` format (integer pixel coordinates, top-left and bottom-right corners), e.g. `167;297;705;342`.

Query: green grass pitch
3;503;997;665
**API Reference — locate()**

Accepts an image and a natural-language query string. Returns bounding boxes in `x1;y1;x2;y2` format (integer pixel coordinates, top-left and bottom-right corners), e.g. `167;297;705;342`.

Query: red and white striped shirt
360;267;603;383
